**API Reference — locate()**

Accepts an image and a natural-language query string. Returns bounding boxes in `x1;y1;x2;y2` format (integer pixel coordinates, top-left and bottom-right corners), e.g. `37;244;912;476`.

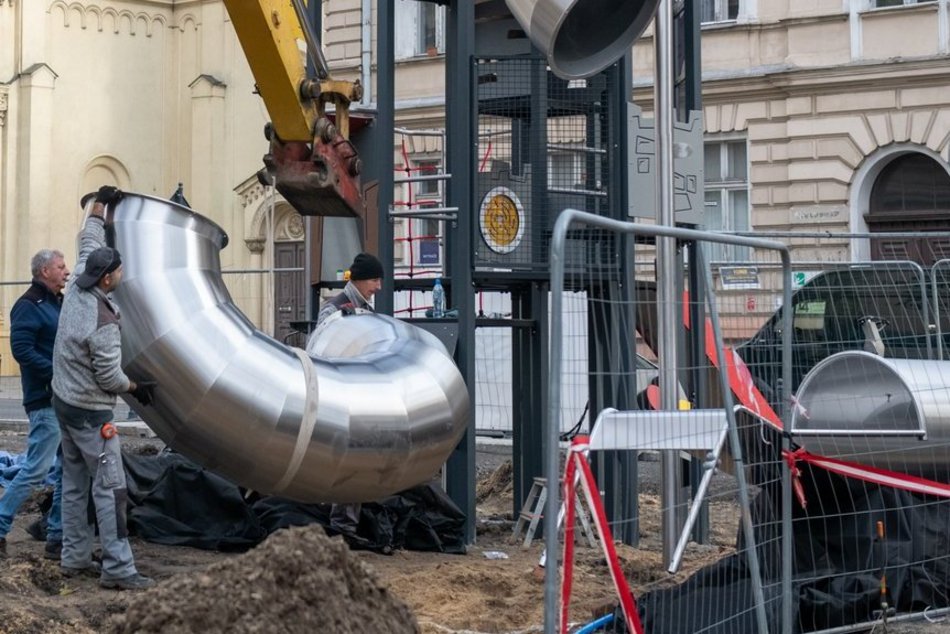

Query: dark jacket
10;281;63;412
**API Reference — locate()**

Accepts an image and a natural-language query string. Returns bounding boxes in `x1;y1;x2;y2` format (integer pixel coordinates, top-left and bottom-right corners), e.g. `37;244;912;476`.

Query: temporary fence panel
548;209;792;634
548;222;950;634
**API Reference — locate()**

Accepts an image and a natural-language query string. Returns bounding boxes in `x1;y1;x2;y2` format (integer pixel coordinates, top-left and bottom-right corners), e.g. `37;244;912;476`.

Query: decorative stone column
188;74;227;218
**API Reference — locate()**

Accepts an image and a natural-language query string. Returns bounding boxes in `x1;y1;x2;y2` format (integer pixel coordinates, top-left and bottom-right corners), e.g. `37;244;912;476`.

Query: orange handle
100;423;117;440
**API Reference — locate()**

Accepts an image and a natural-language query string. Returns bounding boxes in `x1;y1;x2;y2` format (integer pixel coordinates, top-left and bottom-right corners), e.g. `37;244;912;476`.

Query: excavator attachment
261;117;363;218
223;0;367;218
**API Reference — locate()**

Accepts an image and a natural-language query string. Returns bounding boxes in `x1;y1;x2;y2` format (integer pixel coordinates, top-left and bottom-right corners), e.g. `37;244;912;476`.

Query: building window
548;152;581;189
704;139;749;261
394;219;408;266
871;0;924;6
414;159;442;198
395;0;445;60
702;0;739;23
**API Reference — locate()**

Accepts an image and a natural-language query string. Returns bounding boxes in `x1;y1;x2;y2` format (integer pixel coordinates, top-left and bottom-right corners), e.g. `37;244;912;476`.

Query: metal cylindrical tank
504;0;660;79
790;351;950;480
105;193;469;503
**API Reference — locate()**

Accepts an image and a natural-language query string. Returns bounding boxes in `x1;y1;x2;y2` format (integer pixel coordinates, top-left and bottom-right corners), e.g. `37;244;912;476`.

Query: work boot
99;573;156;590
61;561;102;578
25;519;46;542
44;540;62;561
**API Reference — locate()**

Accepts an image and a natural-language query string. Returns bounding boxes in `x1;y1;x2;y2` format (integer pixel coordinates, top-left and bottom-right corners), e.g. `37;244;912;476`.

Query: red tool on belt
100;423;117;440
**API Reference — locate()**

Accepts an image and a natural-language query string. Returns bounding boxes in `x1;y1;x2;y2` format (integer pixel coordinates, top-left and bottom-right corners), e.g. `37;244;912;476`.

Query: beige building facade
0;0;307;373
640;1;950;262
2;0;949;371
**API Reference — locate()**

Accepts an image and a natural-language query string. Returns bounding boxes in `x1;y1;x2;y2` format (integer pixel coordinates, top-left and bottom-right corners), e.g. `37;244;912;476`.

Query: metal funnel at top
504;0;661;79
101;193;469;503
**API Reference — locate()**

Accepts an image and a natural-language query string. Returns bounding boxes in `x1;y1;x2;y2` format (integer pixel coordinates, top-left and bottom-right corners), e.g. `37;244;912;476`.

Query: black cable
560;400;590;441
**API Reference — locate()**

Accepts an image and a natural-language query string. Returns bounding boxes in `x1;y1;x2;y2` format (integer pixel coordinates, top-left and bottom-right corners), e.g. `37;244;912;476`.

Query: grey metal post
546;219;568;634
445;0;477;543
376;0;395;316
655;0;681;569
302;1;322;322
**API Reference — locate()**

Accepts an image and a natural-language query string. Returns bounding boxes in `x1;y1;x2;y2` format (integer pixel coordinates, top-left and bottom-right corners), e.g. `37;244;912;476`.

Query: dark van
735;264;944;402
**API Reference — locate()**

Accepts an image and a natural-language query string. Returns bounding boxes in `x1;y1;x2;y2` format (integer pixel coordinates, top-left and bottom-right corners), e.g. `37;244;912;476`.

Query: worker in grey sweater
51;186;155;590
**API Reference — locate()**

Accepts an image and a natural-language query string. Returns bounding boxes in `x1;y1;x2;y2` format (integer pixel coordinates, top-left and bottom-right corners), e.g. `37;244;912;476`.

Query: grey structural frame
546;208;794;634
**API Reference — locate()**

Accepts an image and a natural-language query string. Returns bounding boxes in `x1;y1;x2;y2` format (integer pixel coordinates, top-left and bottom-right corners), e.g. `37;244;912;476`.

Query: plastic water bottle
432;277;445;318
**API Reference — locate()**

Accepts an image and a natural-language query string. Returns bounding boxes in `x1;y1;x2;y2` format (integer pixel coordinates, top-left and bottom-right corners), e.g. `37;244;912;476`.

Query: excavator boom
221;0;364;217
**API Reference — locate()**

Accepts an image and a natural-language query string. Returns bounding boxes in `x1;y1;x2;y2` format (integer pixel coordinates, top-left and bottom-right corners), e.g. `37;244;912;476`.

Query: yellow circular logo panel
479;186;526;254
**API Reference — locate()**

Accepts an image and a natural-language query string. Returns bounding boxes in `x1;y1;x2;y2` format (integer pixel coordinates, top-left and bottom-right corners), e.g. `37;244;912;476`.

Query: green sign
793;271;819;289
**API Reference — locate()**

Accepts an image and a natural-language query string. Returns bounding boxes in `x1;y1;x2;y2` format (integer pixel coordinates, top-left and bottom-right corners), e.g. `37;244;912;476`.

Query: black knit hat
76;247;122;290
349;252;384;281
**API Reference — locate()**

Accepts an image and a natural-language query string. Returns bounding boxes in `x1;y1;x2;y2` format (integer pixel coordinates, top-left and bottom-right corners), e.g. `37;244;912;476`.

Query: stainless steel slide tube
106;193;469;503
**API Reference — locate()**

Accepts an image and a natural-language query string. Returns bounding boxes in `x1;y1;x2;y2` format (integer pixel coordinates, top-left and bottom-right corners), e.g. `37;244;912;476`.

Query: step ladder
511;476;596;548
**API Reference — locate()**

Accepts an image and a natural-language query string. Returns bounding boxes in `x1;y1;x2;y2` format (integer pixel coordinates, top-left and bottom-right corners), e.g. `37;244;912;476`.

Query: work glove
95;185;123;205
129;381;156;407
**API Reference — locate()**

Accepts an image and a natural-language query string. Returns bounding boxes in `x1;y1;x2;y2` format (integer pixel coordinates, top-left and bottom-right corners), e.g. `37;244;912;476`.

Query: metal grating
473;56;619;277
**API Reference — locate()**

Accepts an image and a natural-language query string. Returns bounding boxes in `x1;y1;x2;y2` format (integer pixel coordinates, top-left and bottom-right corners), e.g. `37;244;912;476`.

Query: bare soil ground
0;428;946;633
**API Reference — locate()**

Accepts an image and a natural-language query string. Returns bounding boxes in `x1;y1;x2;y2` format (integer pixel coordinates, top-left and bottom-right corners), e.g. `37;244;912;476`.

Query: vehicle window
792;300;826;333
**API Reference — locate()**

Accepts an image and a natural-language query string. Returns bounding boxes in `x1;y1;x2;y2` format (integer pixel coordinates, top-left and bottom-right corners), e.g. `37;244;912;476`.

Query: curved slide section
105;193;469;503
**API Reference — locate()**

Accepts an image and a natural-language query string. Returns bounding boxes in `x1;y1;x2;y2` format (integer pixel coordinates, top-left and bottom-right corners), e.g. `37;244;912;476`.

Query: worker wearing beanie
314;252;384;325
311;252;385;549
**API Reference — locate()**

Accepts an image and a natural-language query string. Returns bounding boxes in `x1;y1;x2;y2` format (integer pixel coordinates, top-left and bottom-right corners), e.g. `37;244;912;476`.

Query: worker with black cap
51;186;155;590
314;252;384;325
310;251;385;549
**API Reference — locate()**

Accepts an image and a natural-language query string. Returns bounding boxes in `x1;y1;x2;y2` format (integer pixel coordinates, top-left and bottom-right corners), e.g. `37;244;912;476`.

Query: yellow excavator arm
223;0;318;142
221;0;364;217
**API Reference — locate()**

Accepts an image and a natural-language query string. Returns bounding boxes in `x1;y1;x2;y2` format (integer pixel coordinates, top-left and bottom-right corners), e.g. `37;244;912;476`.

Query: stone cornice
634;57;950;106
188;73;226;89
48;1;202;36
235;174;266;209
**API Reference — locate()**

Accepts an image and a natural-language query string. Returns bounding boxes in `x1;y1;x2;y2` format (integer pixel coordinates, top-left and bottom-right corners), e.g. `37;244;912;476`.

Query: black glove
129;381;156;407
95;186;123;205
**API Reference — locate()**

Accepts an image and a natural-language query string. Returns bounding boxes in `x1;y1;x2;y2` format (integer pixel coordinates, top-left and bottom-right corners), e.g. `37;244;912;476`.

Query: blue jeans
0;407;63;542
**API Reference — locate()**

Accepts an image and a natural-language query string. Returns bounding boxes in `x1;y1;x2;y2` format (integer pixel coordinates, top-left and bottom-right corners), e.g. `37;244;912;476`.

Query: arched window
870;154;950;216
866;153;950;264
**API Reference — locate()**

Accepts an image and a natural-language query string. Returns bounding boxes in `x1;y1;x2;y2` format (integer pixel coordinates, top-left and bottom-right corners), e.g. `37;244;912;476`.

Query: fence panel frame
547;208;792;634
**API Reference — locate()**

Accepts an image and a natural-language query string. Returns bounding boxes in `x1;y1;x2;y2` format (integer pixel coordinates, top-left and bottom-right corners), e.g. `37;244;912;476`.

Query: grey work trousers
58;418;137;579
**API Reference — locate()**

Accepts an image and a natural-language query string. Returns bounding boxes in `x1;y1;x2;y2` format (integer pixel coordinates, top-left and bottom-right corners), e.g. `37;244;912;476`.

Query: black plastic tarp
617;460;950;633
122;449;466;555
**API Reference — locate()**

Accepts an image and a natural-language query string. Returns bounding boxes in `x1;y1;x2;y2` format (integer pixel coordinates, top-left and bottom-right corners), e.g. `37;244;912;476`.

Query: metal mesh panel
548;223;950;633
549;219;785;633
474;57;615;275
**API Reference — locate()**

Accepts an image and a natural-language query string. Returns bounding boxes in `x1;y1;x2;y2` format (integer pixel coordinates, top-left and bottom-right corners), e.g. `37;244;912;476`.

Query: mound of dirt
476;459;512;504
106;525;419;634
476;459;515;521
